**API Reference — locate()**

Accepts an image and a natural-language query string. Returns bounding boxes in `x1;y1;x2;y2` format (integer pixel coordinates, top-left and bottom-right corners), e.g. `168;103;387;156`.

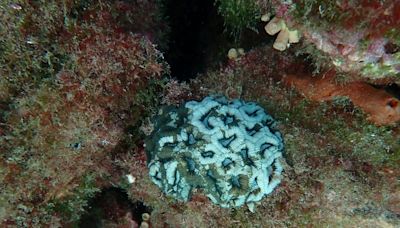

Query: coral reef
184;45;399;226
0;0;168;226
211;0;400;83
0;33;166;226
145;96;284;208
0;0;76;101
1;0;399;227
115;44;399;227
0;0;168;102
259;0;400;83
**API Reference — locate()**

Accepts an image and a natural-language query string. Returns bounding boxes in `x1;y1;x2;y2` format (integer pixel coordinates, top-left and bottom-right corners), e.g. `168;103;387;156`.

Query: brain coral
145;96;284;208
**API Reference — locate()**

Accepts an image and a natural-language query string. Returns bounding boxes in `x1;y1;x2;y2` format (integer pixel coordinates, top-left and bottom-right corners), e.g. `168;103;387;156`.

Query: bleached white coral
145;96;285;208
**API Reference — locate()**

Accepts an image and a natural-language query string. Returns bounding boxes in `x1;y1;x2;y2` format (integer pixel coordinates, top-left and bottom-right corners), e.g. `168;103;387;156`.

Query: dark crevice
164;0;269;81
164;0;226;81
382;83;400;100
78;187;151;228
370;83;400;100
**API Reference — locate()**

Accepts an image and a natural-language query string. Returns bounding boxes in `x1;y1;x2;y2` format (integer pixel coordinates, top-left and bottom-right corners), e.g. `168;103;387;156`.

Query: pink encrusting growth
263;0;400;82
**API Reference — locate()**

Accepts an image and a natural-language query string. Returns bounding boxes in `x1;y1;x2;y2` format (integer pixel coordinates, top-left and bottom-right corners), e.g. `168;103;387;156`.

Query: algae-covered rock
145;96;284;208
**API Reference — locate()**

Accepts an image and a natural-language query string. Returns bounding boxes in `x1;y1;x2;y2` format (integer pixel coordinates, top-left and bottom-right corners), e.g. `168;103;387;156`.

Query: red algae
282;71;400;125
261;0;400;83
1;0;400;227
0;0;168;226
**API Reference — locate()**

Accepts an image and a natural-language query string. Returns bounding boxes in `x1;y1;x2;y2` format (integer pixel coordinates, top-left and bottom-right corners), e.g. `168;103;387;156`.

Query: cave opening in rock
78;187;151;227
370;83;400;100
163;0;269;81
383;83;400;99
164;0;226;81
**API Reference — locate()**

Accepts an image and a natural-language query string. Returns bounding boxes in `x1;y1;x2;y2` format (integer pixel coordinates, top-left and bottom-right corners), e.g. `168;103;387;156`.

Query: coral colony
145;96;284;209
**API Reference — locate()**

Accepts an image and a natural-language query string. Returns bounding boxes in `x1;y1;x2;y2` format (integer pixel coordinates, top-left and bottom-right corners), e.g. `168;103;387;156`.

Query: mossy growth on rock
214;0;260;40
145;96;284;208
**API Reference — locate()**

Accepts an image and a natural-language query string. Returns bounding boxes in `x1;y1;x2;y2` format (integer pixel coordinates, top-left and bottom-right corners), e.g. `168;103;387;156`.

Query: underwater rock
145;96;284;208
262;0;400;83
0;4;167;223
